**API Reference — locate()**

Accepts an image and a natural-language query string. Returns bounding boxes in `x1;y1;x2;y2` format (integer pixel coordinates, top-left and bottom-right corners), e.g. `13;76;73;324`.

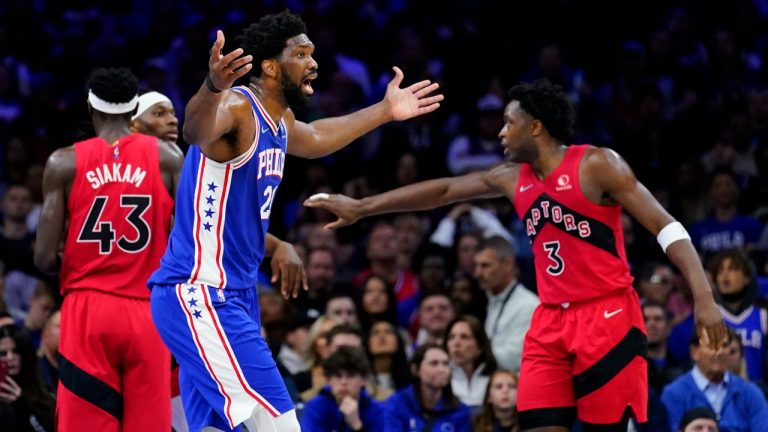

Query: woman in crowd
358;274;399;333
383;343;471;431
0;324;54;431
473;370;519;432
445;315;497;408
449;274;487;323
366;320;411;400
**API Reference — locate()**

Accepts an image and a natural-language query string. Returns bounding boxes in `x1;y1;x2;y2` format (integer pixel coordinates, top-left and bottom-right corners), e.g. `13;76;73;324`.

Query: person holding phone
0;324;54;431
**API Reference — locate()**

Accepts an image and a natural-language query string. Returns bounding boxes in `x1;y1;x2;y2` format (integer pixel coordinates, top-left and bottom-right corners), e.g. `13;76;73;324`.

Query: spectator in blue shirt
661;329;768;432
383;343;471;432
300;346;383;432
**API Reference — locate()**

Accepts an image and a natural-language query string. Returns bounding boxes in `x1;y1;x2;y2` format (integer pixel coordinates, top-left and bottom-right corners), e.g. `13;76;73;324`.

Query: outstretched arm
183;30;253;161
587;147;727;350
35;147;76;274
304;164;513;229
286;67;443;158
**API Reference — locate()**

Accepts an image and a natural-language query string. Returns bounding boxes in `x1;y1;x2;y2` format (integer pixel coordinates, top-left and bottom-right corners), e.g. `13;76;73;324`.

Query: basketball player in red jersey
33;68;183;431
305;79;728;431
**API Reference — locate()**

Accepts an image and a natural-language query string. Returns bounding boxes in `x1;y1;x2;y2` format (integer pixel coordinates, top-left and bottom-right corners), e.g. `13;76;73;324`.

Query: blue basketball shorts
150;283;293;431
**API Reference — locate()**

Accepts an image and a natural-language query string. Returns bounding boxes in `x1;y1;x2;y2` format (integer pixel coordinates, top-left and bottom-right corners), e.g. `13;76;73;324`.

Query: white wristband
657;221;691;253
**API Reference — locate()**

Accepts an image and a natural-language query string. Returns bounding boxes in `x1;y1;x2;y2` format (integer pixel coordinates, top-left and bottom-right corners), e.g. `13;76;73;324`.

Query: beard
280;73;310;111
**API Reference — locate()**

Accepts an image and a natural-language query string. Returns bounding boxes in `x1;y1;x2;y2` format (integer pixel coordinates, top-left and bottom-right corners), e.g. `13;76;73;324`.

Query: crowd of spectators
2;1;768;431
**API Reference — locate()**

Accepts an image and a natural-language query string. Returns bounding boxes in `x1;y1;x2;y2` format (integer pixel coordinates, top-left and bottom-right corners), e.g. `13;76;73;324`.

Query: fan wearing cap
33;68;184;432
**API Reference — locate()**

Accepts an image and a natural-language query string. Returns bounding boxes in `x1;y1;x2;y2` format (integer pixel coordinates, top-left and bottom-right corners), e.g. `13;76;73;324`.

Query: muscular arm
183;31;254;162
305;164;514;229
34;147;75;274
158;139;184;197
586;147;727;348
284;103;392;158
183;90;253;162
287;67;442;159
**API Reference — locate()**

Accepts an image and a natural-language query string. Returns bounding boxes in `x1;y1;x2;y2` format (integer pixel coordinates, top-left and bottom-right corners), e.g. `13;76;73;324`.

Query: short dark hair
678;407;718;431
87;67;138;104
641;300;672;321
479;236;515;261
707;248;754;280
322;346;370;378
239;10;307;77
507;79;575;142
324;323;361;346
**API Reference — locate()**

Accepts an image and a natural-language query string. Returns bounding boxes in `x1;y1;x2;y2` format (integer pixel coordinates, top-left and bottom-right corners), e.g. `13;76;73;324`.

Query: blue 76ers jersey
149;86;286;289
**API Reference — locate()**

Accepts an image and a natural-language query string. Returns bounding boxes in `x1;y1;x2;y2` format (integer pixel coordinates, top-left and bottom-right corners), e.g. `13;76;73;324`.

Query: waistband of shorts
540;287;634;310
149;282;255;291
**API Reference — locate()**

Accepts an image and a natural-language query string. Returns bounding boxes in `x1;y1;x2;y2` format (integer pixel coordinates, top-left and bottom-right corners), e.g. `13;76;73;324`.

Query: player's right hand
208;30;253;92
303;193;362;230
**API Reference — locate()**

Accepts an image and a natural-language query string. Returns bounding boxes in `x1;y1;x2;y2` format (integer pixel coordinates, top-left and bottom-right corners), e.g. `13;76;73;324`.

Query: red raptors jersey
61;134;173;299
513;145;633;305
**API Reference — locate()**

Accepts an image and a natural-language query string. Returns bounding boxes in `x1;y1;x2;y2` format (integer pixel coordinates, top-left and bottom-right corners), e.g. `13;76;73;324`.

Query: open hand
694;296;728;351
385;66;444;121
270;241;308;299
208;30;253;92
303;193;363;230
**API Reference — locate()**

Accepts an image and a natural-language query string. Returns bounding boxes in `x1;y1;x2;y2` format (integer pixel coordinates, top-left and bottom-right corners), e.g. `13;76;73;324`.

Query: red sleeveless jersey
513;145;633;305
60;134;173;299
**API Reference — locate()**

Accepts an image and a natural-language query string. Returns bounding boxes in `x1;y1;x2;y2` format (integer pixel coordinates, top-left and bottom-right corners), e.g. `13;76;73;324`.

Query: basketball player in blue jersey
148;10;443;432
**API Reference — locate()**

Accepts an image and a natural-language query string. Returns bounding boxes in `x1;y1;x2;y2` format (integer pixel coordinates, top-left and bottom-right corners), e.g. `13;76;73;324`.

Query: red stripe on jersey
176;284;234;426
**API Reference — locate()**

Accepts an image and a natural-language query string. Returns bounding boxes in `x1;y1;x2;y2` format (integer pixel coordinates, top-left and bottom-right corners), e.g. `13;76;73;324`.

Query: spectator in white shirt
474;236;539;371
445;315;497;408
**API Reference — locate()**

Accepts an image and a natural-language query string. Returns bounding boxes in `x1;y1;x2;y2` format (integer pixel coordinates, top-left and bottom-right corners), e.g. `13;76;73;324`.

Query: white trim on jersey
188;158;232;288
176;284;280;429
719;304;755;326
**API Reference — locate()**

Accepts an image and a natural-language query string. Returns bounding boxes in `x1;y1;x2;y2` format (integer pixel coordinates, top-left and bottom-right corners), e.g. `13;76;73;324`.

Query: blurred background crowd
1;0;768;431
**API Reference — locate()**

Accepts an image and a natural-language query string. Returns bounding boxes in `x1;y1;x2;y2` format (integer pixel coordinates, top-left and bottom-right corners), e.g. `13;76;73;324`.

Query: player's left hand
271;241;308;299
694;295;728;351
384;66;444;121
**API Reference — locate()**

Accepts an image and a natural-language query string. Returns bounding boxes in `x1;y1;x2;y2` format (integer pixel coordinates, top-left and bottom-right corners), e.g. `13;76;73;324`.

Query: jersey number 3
543;241;565;275
78;195;152;254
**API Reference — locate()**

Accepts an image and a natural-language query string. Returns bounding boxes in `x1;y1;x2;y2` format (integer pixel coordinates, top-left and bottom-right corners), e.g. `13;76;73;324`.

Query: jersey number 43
77;195;152;254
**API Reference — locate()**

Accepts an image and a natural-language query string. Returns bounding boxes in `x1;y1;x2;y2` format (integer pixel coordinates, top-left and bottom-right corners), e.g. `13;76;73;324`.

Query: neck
493;407;515;426
491;278;515;296
647;343;667;360
249;80;288;126
460;362;475;380
700;366;725;383
530;142;566;180
714;205;737;221
95;121;132;145
373;355;393;373
419;383;442;410
44;349;58;368
371;260;398;279
2;219;27;239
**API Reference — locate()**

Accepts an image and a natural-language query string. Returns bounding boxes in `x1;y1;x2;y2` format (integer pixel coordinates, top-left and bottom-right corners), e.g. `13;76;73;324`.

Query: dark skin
184;30;443;162
306;100;727;432
34;106;184;276
182;29;442;295
130;99;307;298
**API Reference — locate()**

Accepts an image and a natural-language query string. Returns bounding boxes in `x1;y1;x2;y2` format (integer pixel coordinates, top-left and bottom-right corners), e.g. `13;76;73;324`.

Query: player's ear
129;119;139;133
530;119;544;137
262;58;279;79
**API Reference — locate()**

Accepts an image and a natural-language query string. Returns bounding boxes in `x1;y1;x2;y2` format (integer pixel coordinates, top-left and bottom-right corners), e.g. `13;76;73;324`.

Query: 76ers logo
556;174;572;191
